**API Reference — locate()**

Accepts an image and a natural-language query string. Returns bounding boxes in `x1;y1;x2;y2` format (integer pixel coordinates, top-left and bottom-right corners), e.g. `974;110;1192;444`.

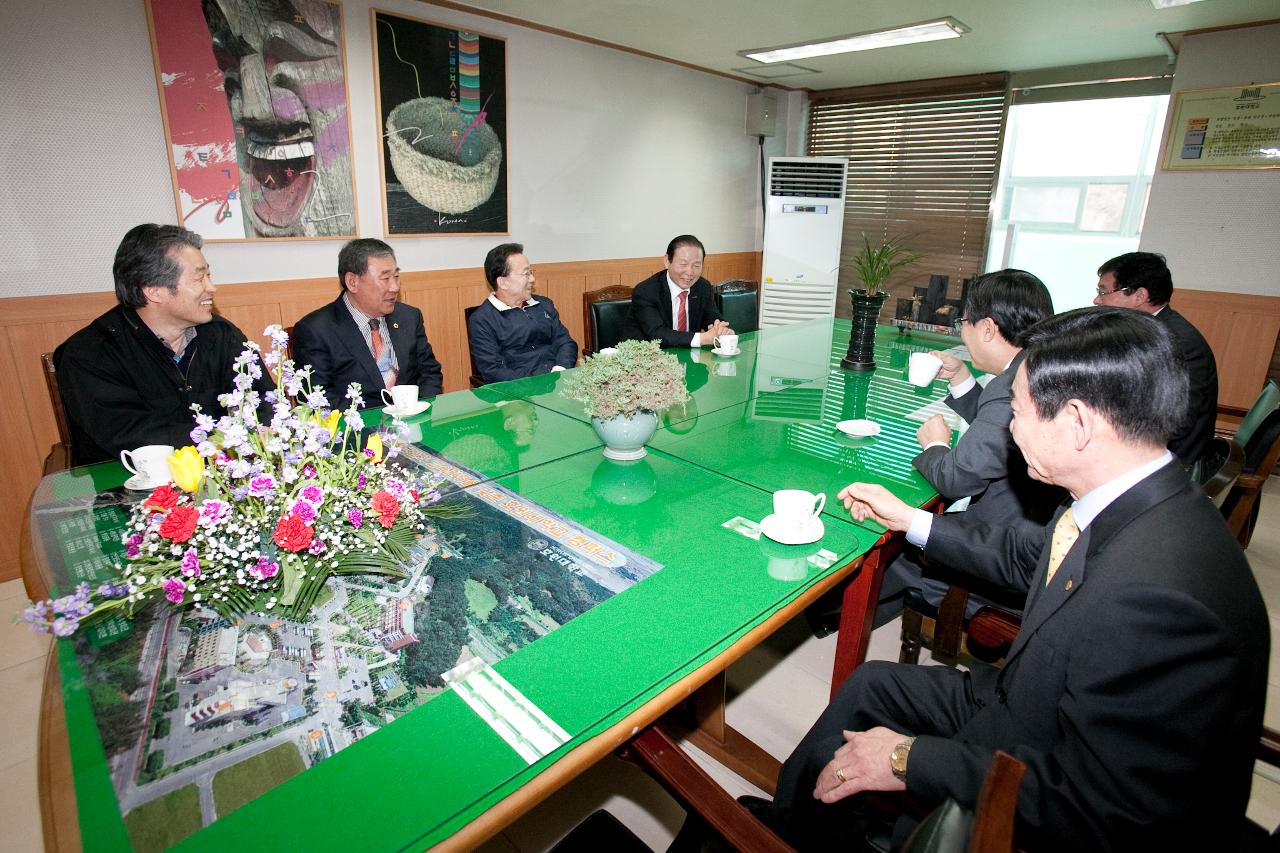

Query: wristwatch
890;736;916;782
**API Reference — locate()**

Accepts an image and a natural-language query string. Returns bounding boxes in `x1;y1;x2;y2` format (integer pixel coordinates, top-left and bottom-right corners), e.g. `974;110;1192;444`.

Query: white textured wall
1142;22;1280;296
0;0;771;296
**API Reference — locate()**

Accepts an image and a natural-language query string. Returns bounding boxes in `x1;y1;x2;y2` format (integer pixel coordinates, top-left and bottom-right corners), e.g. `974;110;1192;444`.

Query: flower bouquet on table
22;325;467;636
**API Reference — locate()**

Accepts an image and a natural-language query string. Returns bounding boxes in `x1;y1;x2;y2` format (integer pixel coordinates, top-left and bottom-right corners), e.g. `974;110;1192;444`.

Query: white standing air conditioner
759;157;848;328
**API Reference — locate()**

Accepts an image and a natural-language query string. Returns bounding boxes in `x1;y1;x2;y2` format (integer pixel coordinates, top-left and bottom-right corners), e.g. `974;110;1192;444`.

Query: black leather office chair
462;305;486;388
713;279;760;334
582;285;634;356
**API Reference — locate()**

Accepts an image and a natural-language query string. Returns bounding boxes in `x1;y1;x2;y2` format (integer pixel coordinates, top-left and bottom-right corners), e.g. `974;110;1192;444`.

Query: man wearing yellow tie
758;307;1267;851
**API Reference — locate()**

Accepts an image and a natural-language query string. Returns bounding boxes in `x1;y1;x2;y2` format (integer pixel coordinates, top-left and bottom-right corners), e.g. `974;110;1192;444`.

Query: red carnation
410;489;420;503
158;506;199;542
144;484;182;513
272;513;315;552
371;490;398;514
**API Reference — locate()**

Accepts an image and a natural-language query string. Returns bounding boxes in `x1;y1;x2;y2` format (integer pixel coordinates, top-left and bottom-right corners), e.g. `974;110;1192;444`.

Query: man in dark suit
874;269;1062;625
620;235;732;348
468;242;577;383
761;307;1267;851
293;238;443;410
1094;251;1217;467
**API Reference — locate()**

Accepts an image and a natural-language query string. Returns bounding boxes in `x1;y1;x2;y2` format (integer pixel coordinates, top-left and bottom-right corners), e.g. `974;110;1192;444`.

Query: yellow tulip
315;410;341;438
366;433;384;463
167;446;205;493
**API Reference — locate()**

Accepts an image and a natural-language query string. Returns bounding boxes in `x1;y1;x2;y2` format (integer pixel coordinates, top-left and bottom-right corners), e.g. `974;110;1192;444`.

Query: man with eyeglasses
1092;252;1217;467
468;243;578;384
621;234;732;349
293;238;443;409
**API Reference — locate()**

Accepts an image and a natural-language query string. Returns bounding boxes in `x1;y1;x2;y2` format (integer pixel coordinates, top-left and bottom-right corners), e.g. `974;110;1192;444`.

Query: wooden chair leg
900;608;924;664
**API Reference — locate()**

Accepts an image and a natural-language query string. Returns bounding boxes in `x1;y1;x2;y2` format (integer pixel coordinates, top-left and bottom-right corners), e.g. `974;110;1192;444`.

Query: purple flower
347;508;364;529
299;484;324;504
199;499;230;527
249;557;279;581
231;487;249;501
357;473;367;490
302;465;317;479
97;583;129;599
383;479;408;499
52;617;77;637
163;577;186;604
291;500;317;523
180;547;201;578
248;475;276;497
308;538;328;555
126;542;142;558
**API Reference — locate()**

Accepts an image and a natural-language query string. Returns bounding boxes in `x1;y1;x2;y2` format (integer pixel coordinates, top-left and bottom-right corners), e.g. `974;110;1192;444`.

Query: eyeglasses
508;268;535;280
1095;285;1132;298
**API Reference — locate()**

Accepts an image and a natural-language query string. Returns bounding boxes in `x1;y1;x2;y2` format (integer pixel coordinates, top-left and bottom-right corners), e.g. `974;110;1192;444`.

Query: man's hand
916;414;952;449
813;728;907;803
703;319;732;342
932;350;971;386
837;483;915;532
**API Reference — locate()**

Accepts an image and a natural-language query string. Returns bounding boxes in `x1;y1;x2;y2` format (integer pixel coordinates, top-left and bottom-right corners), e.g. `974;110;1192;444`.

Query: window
985;94;1170;311
808;73;1009;321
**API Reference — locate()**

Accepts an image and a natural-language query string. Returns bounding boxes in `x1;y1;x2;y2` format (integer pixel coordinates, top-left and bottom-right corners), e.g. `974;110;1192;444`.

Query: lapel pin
1065;579;1073;590
392;322;400;329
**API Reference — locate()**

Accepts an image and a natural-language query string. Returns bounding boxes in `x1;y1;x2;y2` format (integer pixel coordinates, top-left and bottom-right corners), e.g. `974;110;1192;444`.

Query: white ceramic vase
591;410;659;460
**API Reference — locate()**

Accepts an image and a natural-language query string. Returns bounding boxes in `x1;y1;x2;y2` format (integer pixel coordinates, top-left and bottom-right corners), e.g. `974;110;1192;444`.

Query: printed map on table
39;451;659;852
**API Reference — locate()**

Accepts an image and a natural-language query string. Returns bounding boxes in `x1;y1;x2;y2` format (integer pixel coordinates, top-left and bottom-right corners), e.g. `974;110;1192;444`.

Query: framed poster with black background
372;9;509;236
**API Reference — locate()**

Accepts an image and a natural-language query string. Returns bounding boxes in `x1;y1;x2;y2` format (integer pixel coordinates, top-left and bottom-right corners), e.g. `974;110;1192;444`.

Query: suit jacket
293;296;443;410
913;352;1062;528
1158;306;1218;466
913;460;1267;851
620;271;722;348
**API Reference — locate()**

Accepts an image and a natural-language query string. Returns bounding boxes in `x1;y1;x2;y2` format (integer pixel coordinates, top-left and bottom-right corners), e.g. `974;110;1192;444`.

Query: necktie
1044;507;1080;586
677;290;688;333
369;319;396;388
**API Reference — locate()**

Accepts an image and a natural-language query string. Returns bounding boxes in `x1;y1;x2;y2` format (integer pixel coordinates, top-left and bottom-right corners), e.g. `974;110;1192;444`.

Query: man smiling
293;238;443;409
55;223;271;466
621;235;732;348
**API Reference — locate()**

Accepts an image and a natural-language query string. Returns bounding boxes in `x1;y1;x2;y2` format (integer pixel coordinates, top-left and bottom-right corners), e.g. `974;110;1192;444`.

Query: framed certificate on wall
1162;82;1280;170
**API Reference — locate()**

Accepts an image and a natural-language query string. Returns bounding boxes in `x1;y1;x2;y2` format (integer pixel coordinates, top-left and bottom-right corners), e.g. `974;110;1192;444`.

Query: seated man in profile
1092;251;1217;468
873;269;1063;626
758;307;1267;852
293;238;443;410
55;223;272;466
468;243;578;384
621;235;732;348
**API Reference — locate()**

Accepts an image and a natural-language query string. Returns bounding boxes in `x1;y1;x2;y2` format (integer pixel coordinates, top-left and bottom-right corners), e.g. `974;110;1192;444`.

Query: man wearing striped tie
756;307;1267;851
293;238;443;410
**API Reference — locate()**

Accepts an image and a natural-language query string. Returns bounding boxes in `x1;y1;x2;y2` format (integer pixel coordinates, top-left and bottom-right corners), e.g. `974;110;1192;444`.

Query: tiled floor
3;479;1279;851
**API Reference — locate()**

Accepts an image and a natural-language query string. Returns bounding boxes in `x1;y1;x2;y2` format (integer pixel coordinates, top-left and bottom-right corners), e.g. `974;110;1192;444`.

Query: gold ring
835;767;847;782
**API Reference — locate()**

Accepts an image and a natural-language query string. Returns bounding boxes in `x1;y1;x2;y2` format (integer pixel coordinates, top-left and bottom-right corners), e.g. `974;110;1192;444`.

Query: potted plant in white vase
561;340;690;460
841;234;921;371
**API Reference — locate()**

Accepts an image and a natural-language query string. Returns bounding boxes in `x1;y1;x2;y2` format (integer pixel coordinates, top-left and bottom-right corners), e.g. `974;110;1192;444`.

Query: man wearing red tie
621;235;732;348
293;239;443;410
753;307;1267;851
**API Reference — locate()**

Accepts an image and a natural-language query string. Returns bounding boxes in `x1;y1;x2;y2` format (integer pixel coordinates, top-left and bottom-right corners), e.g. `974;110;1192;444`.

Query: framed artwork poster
1162;82;1280;171
372;9;509;236
145;0;358;240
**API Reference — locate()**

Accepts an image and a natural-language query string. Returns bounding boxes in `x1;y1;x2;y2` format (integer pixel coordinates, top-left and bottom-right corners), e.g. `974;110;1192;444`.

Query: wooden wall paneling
217;304;285;353
1172;288;1280;410
7;320;89;462
540;273;587;357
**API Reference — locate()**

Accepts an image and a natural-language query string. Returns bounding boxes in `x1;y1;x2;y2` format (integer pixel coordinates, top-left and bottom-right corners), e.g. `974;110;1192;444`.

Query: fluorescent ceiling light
740;17;969;64
1150;0;1209;8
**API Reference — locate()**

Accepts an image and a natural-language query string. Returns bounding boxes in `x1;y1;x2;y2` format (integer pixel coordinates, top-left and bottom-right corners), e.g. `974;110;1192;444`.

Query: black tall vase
841;289;888;371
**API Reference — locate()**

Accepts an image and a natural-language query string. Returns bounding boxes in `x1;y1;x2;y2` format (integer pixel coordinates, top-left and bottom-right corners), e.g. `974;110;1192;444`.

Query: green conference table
29;319;960;852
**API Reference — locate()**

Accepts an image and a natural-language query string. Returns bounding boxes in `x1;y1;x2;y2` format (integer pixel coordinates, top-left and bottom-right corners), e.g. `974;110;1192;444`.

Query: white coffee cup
908;352;943;387
773;489;826;528
121;445;175;485
381;384;419;411
714;334;739;353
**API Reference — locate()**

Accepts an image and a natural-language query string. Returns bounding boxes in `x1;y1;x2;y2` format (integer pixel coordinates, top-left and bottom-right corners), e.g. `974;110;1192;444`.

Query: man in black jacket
468;243;577;383
1093;251;1217;467
55;224;271;467
620;235;732;348
762;307;1267;852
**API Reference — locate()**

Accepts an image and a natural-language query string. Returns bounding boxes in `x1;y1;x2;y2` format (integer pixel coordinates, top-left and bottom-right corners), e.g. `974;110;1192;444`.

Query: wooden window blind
808;73;1010;320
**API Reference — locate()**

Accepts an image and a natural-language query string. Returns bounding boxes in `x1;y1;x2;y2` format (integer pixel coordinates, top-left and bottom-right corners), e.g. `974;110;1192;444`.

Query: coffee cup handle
381;388;395;408
812;493;826;517
713;336;722;349
120;450;137;476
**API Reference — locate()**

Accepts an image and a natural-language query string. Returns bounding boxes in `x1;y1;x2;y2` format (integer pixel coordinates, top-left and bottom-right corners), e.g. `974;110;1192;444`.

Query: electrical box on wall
745;92;777;137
